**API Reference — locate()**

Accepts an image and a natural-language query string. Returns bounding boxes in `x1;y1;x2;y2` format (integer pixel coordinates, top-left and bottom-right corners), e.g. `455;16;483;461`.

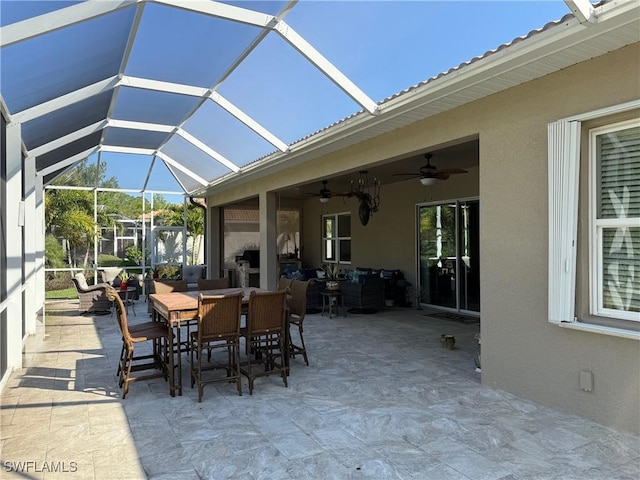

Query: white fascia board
176;128;240;173
101;145;156;156
30;120;108;157
274;20;378;115
150;0;273;28
108;119;174;133
564;0;596;24
0;0;138;47
12;76;119;123
155;150;209;186
209;92;289;152
38;147;99;177
120;76;208;97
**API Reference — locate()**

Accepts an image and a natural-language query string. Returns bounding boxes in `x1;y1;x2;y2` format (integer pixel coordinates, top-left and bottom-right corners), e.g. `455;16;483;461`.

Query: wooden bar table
150;287;266;396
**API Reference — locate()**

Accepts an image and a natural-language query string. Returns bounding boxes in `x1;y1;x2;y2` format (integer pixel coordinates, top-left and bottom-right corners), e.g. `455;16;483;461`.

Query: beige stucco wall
300;167;479;286
208;43;640;433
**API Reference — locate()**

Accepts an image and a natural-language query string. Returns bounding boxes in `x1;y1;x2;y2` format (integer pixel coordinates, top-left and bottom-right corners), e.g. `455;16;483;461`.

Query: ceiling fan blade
434;172;450;180
437;168;468;175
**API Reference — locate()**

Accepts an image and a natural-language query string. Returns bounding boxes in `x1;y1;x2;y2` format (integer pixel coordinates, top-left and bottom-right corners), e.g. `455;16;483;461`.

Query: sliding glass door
417;199;480;313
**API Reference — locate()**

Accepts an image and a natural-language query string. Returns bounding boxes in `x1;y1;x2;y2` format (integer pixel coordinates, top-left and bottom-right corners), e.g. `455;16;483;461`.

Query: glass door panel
418;200;480;313
418;204;457;309
459;200;480;312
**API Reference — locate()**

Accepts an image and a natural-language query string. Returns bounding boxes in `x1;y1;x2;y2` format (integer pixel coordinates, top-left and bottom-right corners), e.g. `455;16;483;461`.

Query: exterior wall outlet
579;370;593;392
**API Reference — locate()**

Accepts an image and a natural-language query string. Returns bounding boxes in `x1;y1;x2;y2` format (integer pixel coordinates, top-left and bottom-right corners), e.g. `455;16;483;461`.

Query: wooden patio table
150;287;289;397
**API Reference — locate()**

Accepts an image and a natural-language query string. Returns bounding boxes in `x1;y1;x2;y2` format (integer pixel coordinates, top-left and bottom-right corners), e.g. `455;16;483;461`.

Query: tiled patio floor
1;300;638;479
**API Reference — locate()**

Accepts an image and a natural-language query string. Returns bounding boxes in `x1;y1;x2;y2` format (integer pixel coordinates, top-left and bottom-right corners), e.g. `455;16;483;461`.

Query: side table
321;290;346;318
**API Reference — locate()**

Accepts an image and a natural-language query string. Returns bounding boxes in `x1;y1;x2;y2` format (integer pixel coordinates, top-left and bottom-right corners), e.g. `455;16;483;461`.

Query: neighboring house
203;1;640;433
1;0;638;436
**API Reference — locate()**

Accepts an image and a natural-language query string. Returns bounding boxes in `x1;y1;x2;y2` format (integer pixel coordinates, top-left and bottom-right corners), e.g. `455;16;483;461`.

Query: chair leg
234;343;242;396
122;349;134;399
279;335;288;388
190;336;196;390
297;324;309;366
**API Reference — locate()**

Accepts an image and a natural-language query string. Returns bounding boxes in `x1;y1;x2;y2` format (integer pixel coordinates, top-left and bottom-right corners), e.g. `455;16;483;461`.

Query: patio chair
196;278;229;290
71;273;112;314
100;267;123;286
151;279;191;350
341;275;385;313
239;290;288;395
277;277;293;291
182;265;206;290
189;293;243;401
106;287;168;399
152;279;188;294
288;279;310;365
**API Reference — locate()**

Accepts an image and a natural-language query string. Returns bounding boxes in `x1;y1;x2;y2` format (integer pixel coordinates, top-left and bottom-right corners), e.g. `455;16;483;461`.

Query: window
590;121;640;321
322;213;351;263
548;100;640;332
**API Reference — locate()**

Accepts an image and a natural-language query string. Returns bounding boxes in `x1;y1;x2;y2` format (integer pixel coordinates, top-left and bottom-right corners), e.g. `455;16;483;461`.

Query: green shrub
45;234;66;268
156;265;181;279
97;254;123;267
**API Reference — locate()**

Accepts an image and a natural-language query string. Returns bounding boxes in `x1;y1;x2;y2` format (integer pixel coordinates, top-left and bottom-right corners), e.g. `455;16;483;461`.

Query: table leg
329;295;336;318
175;325;183;396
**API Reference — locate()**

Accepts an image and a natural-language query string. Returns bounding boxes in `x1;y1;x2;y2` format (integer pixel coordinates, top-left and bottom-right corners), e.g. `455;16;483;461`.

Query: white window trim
589;119;640;322
548;99;640;333
322;212;351;264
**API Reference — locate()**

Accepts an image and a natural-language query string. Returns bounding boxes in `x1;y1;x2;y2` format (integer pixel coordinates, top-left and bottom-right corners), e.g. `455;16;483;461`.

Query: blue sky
3;1;573;193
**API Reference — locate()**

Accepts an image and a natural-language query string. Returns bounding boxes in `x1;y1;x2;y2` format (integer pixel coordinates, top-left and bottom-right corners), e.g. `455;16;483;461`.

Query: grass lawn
45;287;77;300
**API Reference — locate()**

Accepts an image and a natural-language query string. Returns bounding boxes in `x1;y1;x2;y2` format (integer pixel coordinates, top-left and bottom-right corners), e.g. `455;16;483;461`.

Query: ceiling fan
306;180;346;203
394;153;468;185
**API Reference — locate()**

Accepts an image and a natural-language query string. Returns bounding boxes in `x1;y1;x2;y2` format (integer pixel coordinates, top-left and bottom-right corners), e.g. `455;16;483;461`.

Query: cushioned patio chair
71;273;112;314
100;267;123;286
341;275;385;313
182;265;206;290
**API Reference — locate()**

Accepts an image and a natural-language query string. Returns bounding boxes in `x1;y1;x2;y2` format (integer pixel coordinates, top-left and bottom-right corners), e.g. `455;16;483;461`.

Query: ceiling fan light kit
319;196;330;203
393;152;468;186
420;177;437;186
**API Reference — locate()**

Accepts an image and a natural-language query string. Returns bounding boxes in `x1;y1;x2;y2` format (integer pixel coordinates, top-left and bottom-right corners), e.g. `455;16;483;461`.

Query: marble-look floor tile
2;303;638;479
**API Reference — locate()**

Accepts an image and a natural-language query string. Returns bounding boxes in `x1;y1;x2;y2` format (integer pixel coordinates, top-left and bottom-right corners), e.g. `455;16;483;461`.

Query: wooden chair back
197;293;243;340
197;278;229;290
153;279;187;294
288;279;308;319
246;290;287;336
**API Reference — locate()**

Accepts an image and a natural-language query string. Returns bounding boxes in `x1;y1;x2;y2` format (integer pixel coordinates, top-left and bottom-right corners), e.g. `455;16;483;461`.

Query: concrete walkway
1;300;638;479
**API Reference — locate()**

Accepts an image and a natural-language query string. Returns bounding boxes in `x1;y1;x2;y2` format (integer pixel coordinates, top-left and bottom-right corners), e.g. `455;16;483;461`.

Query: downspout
189;197;206;266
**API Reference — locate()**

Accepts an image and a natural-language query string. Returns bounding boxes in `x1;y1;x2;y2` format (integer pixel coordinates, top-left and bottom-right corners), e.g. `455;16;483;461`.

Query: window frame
589;119;640;322
547;99;640;336
322;212;351;264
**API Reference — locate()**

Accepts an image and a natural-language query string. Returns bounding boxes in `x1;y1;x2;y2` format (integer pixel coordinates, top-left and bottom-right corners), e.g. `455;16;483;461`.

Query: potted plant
119;271;129;291
323;263;341;291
